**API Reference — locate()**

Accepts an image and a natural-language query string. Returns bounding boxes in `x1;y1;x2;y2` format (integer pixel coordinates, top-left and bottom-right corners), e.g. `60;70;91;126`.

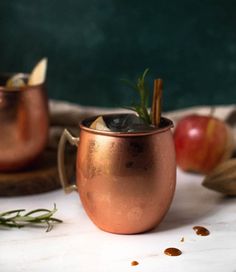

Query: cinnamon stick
151;79;163;126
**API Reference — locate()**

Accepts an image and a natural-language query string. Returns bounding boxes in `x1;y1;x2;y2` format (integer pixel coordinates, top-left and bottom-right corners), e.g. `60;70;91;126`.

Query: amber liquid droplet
164;247;182;256
131;260;139;266
193;226;210;236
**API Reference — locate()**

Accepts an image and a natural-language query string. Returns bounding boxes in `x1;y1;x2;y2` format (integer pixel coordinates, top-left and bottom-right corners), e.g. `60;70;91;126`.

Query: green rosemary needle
122;68;152;124
0;204;62;232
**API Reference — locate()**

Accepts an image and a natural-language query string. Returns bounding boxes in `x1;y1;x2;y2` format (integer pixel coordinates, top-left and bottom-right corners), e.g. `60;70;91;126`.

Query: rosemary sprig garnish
123;69;163;126
0;204;62;232
122;68;151;124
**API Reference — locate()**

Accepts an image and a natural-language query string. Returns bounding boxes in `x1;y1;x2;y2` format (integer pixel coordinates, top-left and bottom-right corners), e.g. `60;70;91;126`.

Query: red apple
174;114;234;174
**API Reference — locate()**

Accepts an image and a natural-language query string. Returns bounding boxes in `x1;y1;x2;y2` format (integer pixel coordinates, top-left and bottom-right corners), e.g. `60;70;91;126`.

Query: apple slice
90;116;111;131
28;58;47;86
6;73;25;88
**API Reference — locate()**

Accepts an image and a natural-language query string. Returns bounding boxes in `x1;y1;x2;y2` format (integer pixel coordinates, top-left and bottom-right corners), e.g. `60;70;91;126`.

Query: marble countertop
0;169;235;272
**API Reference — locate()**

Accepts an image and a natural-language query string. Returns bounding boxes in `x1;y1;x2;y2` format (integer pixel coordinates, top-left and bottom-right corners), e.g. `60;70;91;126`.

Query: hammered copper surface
0;74;49;171
76;115;176;234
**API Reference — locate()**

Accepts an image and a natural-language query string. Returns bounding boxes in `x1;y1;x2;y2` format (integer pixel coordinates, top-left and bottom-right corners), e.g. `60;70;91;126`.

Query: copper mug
0;74;49;171
58;114;176;234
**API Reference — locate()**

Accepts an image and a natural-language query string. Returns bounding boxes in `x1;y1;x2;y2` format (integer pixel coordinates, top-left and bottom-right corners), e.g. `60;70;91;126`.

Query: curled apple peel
174;114;235;175
6;73;26;88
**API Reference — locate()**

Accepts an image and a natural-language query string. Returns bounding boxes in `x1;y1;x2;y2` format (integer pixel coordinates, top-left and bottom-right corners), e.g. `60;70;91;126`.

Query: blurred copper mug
58;114;176;234
0;74;49;171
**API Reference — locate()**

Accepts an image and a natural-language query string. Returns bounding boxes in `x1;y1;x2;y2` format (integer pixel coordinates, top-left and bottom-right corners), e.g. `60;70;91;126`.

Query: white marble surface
0;169;235;272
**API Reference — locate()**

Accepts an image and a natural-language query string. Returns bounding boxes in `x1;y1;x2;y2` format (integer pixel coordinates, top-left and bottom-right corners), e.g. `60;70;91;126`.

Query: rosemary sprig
123;69;163;126
0;204;62;232
122;68;151;124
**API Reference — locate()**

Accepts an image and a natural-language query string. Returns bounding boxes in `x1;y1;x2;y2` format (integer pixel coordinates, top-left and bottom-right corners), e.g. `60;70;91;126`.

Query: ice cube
106;114;152;132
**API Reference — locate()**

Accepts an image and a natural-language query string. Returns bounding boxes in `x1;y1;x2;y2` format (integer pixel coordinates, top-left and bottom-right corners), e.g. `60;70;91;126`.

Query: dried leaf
202;159;236;196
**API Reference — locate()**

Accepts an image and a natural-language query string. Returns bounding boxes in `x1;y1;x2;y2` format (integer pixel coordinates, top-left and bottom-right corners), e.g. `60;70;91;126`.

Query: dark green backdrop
0;0;236;111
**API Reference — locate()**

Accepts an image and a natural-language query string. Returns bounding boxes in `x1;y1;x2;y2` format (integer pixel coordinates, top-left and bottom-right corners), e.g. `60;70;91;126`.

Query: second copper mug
58;114;176;234
0;74;49;171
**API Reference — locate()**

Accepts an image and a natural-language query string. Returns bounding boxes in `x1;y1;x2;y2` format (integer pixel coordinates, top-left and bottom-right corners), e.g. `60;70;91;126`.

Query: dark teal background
0;0;236;111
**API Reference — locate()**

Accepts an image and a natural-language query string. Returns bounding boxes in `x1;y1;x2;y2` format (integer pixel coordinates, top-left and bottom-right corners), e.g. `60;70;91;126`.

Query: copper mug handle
58;129;79;194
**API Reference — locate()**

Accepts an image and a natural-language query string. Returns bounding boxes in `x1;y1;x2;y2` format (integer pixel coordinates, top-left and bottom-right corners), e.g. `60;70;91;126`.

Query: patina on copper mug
58;114;176;234
0;74;49;171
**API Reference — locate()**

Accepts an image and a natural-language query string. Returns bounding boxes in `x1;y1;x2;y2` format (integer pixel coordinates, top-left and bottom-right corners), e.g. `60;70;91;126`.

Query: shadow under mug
58;114;176;234
0;74;49;171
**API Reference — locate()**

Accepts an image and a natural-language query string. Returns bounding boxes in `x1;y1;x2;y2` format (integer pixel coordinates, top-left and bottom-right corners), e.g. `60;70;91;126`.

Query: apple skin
173;114;234;174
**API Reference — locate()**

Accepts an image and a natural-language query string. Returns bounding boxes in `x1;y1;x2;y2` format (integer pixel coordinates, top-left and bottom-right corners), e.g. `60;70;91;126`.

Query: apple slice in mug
6;73;26;88
28;58;47;86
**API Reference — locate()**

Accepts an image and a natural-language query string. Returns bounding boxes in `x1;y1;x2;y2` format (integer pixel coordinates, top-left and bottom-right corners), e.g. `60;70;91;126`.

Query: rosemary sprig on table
0;204;62;232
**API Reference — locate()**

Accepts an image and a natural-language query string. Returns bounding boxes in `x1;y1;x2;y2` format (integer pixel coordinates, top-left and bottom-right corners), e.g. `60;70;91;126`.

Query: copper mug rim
79;114;174;137
0;73;44;92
